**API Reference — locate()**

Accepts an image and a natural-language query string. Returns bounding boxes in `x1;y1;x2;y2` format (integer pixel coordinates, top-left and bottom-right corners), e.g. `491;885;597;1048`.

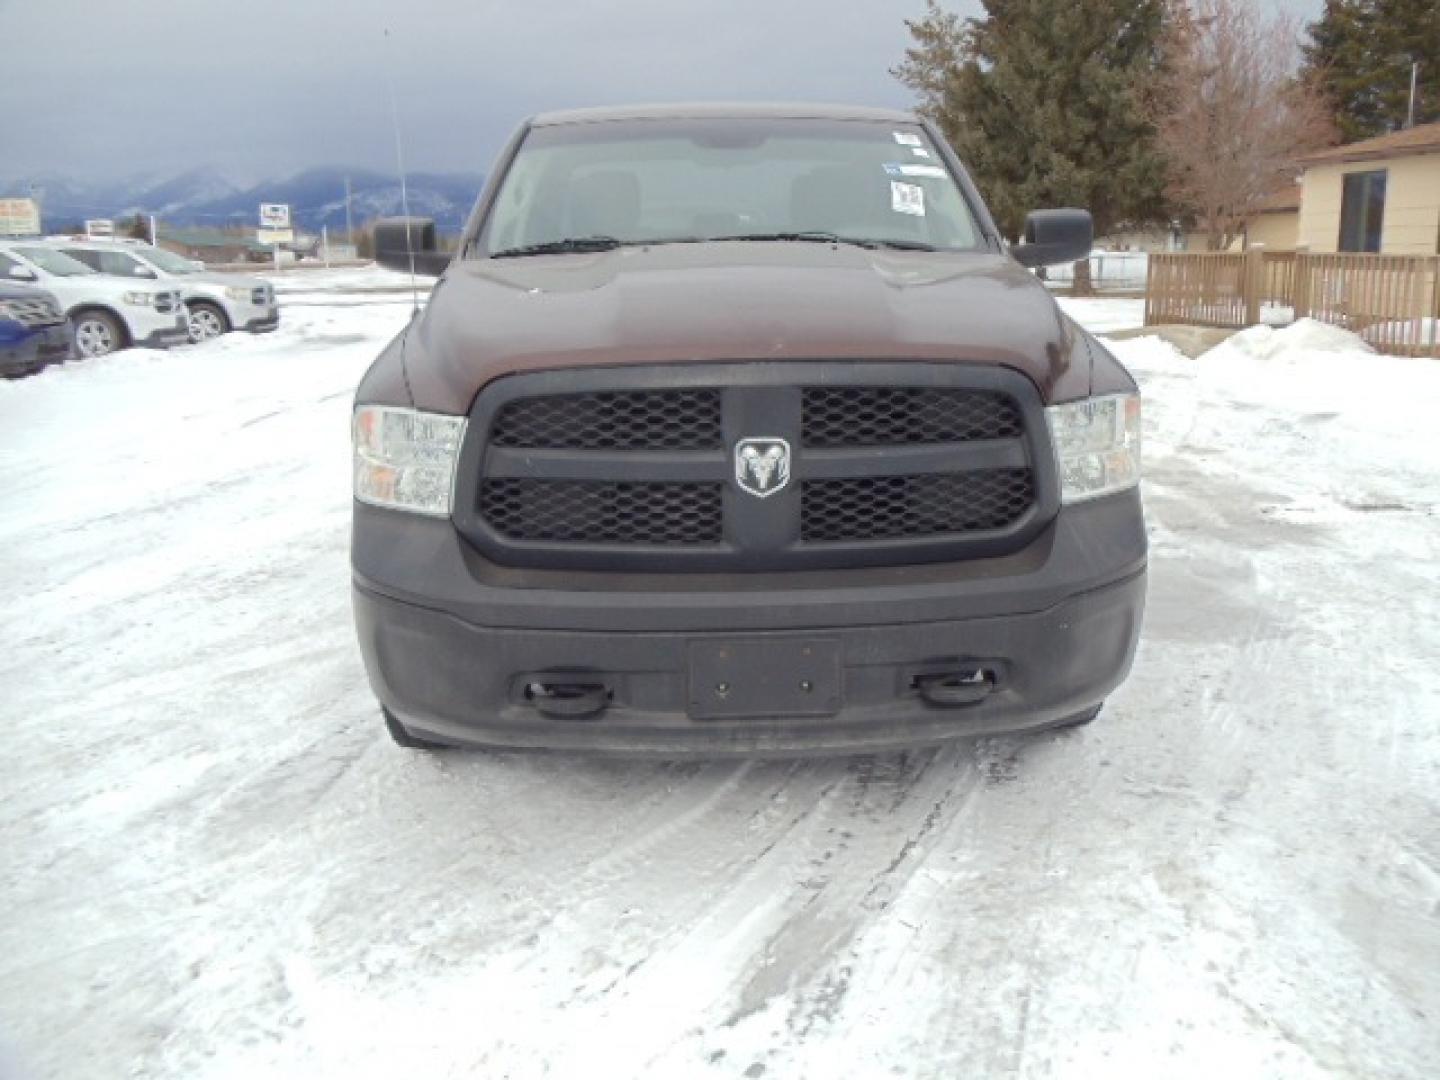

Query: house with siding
1296;121;1440;255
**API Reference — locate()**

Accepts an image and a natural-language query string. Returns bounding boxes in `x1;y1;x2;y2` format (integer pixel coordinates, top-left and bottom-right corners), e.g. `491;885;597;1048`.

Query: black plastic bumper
243;311;280;332
137;319;191;349
352;489;1146;754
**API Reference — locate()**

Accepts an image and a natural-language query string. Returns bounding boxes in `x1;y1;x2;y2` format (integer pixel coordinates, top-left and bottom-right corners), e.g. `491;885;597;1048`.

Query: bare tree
1155;0;1335;251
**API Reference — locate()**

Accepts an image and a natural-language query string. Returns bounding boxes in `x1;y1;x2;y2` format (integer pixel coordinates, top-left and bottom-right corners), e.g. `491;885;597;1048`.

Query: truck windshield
13;246;95;276
480;118;985;256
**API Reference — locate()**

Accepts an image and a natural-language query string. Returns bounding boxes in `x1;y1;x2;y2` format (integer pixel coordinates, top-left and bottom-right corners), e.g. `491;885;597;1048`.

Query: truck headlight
353;406;466;516
122;291;155;306
1044;393;1141;503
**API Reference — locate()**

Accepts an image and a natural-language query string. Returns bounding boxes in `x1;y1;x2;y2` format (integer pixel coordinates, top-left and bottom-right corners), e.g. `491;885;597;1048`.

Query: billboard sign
85;219;115;239
257;227;294;246
259;204;291;229
0;197;41;236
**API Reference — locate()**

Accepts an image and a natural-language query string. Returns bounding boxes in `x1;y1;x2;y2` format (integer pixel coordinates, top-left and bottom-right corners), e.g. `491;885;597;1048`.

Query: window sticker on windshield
891;181;925;216
892;131;923;146
883;163;948;179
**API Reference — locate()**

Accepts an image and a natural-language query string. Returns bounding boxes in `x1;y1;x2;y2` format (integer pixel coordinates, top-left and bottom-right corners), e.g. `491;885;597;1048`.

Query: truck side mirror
1011;209;1093;268
374;217;451;277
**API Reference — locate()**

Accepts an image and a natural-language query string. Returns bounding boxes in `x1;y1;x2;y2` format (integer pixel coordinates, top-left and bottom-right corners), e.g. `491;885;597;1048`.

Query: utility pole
344;175;354;244
149;214;157;247
1407;62;1419;129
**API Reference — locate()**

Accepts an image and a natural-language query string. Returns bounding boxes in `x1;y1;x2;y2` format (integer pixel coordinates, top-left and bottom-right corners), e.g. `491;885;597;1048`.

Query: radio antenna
382;27;420;317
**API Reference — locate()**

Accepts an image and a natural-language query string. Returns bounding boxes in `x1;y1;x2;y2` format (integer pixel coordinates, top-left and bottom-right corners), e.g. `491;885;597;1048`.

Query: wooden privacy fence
1145;250;1440;358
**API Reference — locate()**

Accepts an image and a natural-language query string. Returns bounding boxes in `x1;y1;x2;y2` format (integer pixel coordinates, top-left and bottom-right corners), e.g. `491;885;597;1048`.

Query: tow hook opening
523;679;613;719
912;666;999;708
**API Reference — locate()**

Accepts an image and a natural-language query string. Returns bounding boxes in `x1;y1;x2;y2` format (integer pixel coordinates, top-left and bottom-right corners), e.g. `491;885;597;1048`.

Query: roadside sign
259;203;291;229
257;227;294;245
85;219;115;239
0;197;41;236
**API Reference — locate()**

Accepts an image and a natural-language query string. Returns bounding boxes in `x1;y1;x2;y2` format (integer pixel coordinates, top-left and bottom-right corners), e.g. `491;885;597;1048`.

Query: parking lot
1;270;1437;1079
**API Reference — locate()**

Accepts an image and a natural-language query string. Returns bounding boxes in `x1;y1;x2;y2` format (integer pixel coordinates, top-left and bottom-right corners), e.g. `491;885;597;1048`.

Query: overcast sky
1;0;1325;185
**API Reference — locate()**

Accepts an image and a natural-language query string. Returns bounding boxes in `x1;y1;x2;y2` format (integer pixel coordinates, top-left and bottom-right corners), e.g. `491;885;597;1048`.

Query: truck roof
530;102;919;127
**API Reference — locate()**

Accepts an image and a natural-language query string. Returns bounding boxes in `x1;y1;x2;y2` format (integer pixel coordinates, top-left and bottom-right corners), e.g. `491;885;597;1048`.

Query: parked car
353;103;1146;754
0;242;188;358
0;282;72;376
46;238;279;343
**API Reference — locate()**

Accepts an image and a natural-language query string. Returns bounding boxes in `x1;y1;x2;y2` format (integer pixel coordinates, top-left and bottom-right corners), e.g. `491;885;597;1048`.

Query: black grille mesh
803;387;1022;447
491;389;722;450
479;479;723;545
801;469;1035;542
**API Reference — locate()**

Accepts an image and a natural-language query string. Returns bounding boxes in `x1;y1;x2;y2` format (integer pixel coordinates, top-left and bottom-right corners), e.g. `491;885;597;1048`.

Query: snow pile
1207;317;1373;361
1110;319;1440;522
1;274;1438;1080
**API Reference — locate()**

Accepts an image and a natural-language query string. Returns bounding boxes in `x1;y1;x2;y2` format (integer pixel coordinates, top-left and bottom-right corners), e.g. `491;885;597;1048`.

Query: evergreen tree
1303;0;1440;141
894;0;1171;245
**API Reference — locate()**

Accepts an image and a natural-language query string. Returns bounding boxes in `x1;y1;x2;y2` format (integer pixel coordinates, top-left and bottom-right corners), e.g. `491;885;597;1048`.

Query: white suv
0;241;189;358
47;239;280;344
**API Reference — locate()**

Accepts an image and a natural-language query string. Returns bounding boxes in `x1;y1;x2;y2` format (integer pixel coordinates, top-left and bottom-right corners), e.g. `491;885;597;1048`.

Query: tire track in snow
721;746;985;1040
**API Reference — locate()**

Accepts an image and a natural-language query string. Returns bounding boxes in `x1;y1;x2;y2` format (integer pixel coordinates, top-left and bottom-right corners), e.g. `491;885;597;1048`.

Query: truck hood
404;243;1090;413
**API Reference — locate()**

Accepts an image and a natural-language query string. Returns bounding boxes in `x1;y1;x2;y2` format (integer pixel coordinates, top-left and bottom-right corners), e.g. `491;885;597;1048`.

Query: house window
1338;170;1386;253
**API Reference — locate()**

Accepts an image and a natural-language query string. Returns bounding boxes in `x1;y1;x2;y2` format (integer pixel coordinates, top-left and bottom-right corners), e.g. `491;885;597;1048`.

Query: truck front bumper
353;489;1147;754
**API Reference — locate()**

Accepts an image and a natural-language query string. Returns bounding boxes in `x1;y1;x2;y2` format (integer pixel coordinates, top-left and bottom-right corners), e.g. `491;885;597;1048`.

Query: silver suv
48;239;279;344
0;241;189;358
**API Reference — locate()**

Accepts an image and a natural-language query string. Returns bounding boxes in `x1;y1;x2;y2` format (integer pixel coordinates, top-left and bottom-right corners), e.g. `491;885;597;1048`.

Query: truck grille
480;479;723;544
154;291;182;313
3;297;64;327
492;389;721;450
801;470;1035;542
457;364;1055;572
803;387;1023;446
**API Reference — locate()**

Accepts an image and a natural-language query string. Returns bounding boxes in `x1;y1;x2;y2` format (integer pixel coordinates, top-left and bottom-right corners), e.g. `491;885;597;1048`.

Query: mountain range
5;166;485;236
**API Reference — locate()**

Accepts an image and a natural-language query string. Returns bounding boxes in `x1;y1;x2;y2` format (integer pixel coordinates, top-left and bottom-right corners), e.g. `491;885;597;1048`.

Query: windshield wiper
490;236;623;258
870;238;939;251
708;232;938;252
709;231;877;248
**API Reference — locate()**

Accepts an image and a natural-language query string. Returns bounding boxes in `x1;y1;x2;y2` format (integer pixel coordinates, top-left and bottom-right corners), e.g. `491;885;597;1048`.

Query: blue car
0;282;72;377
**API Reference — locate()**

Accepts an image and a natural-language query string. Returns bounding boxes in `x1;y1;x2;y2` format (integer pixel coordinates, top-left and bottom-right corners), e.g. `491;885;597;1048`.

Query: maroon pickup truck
353;103;1145;753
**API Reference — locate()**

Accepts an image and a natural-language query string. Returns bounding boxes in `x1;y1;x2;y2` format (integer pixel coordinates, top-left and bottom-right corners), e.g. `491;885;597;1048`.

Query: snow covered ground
1;275;1438;1079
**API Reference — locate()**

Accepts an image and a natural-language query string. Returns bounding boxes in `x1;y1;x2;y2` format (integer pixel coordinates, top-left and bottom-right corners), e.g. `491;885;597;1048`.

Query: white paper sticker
911;147;932;158
891;181;925;216
892;131;923;146
883;162;948;179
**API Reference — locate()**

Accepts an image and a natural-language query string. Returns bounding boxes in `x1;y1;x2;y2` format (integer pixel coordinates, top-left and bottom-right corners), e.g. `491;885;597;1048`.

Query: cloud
2;0;948;182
